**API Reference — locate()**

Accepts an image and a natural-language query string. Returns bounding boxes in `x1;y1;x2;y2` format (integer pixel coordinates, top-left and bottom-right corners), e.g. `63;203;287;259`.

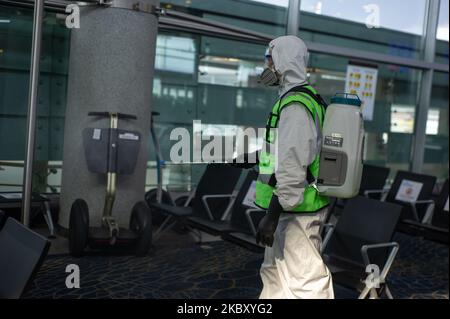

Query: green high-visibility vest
254;85;330;213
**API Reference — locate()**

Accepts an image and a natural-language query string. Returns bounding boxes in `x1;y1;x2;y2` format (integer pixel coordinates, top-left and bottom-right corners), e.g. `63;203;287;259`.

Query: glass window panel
299;0;427;57
301;0;426;35
436;0;449;64
196;36;277;128
147;122;193;191
161;0;288;36
437;0;449;41
153;33;199;124
0;5;70;193
422;72;449;181
426;109;440;135
307;53;422;174
1;2;443;193
155;35;196;74
157;39;424;178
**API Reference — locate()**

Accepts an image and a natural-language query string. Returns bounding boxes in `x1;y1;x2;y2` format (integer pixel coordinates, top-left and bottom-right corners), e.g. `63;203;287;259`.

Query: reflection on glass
308;52;422;170
390;105;415;134
301;0;426;35
437;0;449;41
162;0;288;36
426;109;440;136
193;122;263;162
248;0;288;7
299;1;427;58
423;72;449;181
0;5;70;193
198;55;263;87
155;35;196;74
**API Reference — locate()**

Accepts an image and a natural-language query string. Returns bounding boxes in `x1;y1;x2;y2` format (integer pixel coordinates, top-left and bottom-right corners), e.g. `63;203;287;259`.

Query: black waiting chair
0;216;51;299
430;179;449;230
222;177;340;253
322;196;402;299
0;192;56;238
332;164;390;216
148;164;242;241
365;171;437;224
402;179;449;244
187;169;260;235
360;165;390;198
221;219;266;253
218;171;272;253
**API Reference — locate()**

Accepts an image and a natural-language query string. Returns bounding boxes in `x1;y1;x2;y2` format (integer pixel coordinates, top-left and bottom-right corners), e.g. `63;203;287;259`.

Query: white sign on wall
444;197;449;212
395;180;423;203
345;62;378;121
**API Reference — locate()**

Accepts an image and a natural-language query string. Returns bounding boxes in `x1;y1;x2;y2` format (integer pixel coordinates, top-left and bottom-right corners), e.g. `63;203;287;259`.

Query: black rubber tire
144;188;173;226
69;199;89;257
130;201;152;257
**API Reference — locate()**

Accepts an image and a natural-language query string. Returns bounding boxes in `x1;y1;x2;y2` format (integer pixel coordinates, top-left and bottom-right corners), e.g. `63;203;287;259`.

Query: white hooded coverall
259;36;334;299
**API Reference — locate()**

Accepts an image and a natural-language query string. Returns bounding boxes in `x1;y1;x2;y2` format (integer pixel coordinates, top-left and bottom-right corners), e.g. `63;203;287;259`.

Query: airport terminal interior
0;0;449;300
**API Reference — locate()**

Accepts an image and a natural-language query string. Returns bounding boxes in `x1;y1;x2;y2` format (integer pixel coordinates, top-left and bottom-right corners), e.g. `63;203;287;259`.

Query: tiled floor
26;228;448;299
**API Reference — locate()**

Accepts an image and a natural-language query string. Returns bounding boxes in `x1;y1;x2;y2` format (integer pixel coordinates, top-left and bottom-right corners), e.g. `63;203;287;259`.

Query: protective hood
269;35;310;96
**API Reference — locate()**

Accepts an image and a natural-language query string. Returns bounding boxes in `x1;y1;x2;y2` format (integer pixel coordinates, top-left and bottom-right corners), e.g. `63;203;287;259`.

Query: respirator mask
259;48;280;87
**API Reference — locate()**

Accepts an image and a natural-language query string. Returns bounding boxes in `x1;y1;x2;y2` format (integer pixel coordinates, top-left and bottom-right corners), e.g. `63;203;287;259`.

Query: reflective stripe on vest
254;85;329;213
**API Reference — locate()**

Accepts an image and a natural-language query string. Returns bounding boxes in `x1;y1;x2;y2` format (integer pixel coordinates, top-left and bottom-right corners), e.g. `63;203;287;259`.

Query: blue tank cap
331;93;362;107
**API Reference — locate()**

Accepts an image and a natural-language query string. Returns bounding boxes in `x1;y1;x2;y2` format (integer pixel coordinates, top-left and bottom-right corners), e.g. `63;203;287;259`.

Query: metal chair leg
358;286;371;299
384;285;394;299
43;201;55;238
153;215;174;241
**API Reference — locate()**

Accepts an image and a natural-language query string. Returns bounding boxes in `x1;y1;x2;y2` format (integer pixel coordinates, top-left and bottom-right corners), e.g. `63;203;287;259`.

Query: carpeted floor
24;233;448;299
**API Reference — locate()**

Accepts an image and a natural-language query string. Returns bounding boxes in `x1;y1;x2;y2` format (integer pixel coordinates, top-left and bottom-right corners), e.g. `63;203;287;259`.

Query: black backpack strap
277;85;328;119
294;87;328;108
267;169;316;188
276;85;326;186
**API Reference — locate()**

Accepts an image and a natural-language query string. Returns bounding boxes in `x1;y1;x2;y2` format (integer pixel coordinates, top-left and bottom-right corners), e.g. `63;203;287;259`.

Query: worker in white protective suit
231;35;334;299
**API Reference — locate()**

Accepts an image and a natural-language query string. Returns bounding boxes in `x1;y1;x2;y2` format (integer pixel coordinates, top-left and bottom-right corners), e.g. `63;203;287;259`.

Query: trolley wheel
130;201;152;257
69;199;90;257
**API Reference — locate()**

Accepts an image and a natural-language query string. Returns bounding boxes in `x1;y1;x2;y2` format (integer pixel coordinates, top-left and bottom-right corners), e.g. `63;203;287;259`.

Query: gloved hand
228;152;259;169
256;195;283;247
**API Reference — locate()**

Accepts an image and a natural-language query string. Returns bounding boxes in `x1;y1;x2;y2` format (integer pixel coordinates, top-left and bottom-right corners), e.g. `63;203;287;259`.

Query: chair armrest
166;183;197;193
397;199;435;223
202;194;236;221
245;208;265;236
361;242;399;281
364;189;389;200
410;200;435;205
413;200;435;224
179;188;197;207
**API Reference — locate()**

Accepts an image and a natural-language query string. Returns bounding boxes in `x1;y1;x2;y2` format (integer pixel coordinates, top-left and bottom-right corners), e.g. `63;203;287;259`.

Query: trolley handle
333;93;361;102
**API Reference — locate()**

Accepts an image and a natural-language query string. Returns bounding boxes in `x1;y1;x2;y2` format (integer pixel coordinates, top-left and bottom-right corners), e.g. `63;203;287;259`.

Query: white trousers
259;207;334;299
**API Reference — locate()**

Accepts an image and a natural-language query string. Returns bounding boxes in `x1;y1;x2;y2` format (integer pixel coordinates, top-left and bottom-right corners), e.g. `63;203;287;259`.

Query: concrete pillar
59;1;159;230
